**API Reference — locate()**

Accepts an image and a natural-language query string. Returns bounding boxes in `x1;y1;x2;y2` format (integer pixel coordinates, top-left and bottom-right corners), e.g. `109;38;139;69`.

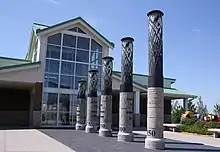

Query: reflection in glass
62;47;75;61
77;37;89;50
74;76;88;89
45;59;60;74
76;63;88;77
90;51;102;65
47;33;61;45
58;112;71;125
76;49;89;63
63;34;76;48
90;65;102;78
44;74;59;88
46;45;61;59
61;61;74;75
41;112;57;125
68;27;86;34
60;75;74;89
97;78;101;91
44;93;58;111
91;39;102;52
59;94;70;112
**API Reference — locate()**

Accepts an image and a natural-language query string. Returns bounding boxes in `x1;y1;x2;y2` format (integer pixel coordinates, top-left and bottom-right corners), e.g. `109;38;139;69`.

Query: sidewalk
0;129;75;152
133;130;220;148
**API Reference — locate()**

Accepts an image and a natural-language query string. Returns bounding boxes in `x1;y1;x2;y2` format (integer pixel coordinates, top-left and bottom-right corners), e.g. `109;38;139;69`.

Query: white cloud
45;0;61;6
192;28;201;33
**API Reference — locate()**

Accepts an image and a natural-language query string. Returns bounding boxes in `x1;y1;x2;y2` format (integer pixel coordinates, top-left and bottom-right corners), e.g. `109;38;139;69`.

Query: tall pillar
85;70;98;133
134;91;140;127
117;37;134;142
183;98;189;111
145;10;165;150
75;80;87;130
99;56;114;137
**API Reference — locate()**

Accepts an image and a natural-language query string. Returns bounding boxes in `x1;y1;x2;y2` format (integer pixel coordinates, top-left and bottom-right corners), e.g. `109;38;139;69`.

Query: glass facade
42;27;103;126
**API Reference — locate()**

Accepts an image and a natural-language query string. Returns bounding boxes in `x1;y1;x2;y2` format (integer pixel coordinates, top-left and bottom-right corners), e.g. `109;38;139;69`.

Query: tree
213;103;220;116
171;100;184;123
196;96;208;119
187;100;197;113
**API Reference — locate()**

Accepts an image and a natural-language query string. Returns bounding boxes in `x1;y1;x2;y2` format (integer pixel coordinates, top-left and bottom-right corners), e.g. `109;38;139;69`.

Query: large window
44;33;103;91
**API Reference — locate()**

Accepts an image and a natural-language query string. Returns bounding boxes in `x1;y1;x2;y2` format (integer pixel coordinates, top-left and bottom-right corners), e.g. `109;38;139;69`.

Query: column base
145;138;165;150
117;132;134;142
75;123;85;130
99;128;112;137
85;125;97;133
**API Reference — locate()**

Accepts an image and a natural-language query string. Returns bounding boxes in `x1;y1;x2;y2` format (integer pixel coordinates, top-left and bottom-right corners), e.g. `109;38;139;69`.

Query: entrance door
58;94;77;126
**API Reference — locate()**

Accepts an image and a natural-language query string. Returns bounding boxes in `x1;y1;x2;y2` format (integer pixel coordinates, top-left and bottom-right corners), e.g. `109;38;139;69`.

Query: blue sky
0;0;219;112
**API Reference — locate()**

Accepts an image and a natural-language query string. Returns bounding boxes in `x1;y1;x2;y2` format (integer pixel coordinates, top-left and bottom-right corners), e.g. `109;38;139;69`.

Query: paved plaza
0;129;220;152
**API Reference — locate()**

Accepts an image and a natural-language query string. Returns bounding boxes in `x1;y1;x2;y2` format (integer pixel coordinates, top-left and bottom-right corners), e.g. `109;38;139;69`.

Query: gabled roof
34;17;115;49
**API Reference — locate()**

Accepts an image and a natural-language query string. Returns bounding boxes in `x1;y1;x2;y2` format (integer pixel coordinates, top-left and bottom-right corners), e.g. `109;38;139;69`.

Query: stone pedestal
76;99;86;130
99;95;112;137
85;97;98;133
118;92;134;142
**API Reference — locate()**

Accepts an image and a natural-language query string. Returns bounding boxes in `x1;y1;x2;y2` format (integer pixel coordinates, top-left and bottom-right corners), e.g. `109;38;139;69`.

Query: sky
0;0;220;112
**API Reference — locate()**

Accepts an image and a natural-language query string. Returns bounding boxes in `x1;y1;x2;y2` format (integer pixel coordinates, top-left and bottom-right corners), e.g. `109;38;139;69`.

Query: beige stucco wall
0;66;42;83
112;76;142;92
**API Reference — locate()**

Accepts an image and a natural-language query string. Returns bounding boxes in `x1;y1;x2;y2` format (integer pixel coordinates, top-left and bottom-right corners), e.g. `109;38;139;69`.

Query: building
0;17;197;128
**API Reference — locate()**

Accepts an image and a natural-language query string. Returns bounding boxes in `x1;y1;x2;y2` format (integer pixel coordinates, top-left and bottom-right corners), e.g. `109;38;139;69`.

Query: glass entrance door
58;94;77;126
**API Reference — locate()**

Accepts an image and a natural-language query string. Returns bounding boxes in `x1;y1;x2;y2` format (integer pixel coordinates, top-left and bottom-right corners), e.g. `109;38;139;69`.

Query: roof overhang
36;17;115;49
112;73;197;99
0;62;40;74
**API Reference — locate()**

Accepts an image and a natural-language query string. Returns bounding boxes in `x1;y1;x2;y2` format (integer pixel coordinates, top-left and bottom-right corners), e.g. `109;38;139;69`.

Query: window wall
42;27;103;126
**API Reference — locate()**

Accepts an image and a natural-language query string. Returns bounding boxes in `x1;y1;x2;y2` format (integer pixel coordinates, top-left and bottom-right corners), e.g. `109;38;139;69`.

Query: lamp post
99;56;114;137
117;37;134;142
85;69;98;133
75;80;87;130
145;10;165;150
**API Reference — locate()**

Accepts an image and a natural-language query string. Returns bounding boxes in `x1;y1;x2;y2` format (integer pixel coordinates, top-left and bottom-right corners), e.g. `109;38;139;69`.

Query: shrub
204;121;220;128
180;118;196;125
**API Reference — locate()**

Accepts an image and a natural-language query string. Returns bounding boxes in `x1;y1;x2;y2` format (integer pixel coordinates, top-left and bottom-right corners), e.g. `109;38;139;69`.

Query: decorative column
183;98;189;111
85;70;98;133
75;80;87;130
117;37;134;142
99;56;114;137
145;10;165;150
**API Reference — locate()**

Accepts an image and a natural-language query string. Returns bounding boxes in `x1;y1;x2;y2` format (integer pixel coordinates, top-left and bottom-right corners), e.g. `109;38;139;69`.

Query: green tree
171;100;184;123
213;103;220;116
196;96;208;119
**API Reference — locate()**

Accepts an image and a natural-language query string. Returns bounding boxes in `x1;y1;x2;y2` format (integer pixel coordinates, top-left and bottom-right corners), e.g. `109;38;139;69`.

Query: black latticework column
99;56;114;137
85;69;98;133
117;37;134;142
145;10;165;150
75;80;87;130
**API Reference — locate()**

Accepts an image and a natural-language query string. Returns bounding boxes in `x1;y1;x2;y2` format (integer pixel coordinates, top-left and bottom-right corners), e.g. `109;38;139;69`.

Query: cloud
45;0;61;6
192;28;201;34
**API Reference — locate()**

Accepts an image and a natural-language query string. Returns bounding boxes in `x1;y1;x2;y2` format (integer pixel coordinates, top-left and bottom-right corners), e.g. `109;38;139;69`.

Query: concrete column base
85;125;97;133
145;138;165;150
117;132;134;142
99;128;112;137
75;124;85;130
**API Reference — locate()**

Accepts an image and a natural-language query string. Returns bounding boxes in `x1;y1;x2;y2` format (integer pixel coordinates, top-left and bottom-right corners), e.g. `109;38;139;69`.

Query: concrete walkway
133;131;220;148
0;129;75;152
